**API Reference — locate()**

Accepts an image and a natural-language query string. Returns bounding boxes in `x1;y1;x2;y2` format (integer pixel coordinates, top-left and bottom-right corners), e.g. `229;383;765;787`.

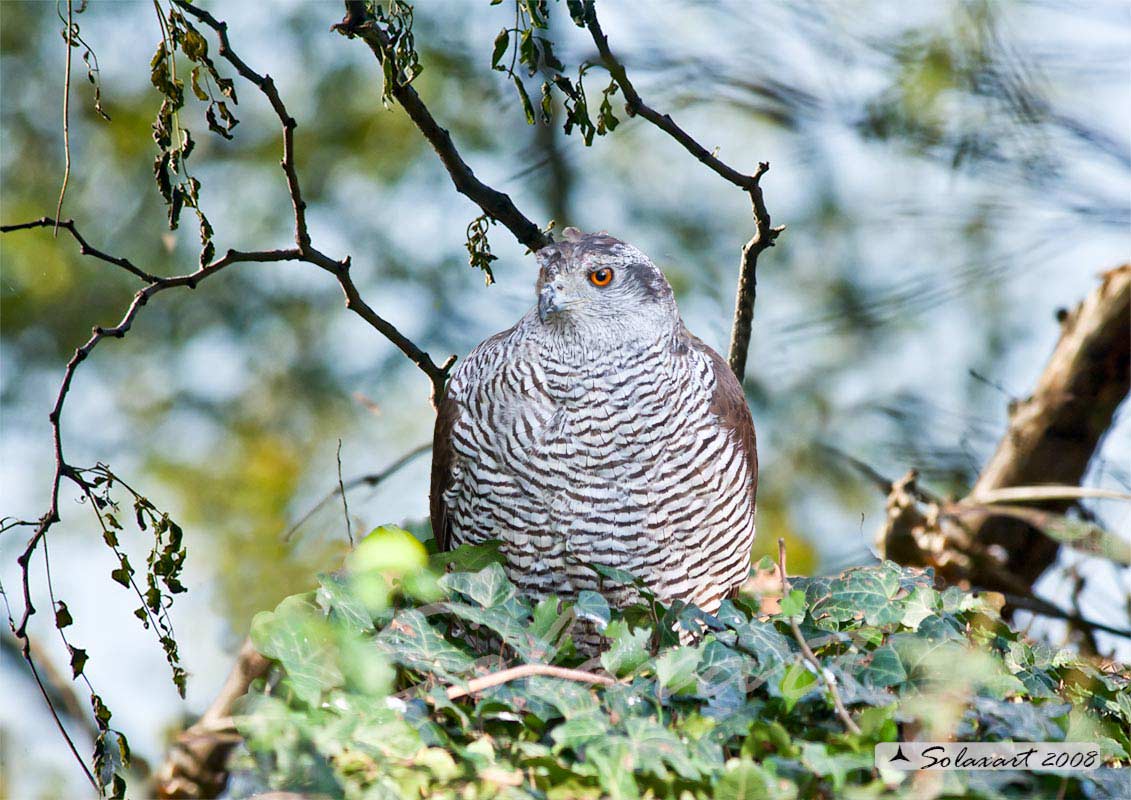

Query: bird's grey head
533;228;678;338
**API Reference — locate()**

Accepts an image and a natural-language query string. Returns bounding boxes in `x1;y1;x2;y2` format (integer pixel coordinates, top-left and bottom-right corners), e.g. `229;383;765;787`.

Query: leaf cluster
232;527;1130;799
148;1;239;266
489;0;619;145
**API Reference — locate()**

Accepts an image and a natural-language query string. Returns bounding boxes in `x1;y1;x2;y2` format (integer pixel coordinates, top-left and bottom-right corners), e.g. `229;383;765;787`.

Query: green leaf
513;75;536;125
491;29;509;69
779;661;818;712
600;620;651;677
551;712;609;752
439;563;515;608
656;646;701;694
716;759;774;800
574;590;610;631
858;645;907;688
250;594;343;705
900;585;940;630
376;608;475;678
779;589;807;623
810;564;903;628
429;540;506;572
348;525;428;577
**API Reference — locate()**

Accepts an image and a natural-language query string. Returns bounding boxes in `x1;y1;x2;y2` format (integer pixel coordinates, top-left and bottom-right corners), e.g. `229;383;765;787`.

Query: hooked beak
538;284;563;322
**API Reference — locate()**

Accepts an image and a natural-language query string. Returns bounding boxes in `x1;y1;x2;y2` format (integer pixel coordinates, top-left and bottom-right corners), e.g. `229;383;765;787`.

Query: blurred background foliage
1;0;1128;795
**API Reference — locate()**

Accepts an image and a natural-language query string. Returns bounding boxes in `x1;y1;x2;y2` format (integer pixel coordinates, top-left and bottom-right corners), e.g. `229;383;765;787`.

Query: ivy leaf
656;646;701;695
779;589;807;623
574;590;610;631
779;661;818;712
600;620;650;677
440;562;514;608
429;540;506;572
250;594;343;705
716;759;775;800
512;75;536;125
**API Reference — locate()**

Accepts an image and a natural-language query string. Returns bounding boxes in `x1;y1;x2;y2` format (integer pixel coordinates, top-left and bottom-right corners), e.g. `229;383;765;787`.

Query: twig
176;0;456;405
0;588;98;791
1;217;158;282
53;0;74;235
283;442;431;542
2;4;456;785
336;439;353;547
443;663;615;701
776;538;862;735
333;1;550;252
582;2;783;382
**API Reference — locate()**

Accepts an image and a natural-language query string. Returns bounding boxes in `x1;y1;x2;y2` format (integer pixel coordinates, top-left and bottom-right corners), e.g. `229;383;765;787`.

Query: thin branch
335;439;353;547
777;538;862;736
2;2;455;789
53;0;74;235
994;591;1131;640
582;3;783;382
283;442;431;542
1;584;98;791
175;0;455;404
1;217;158;282
333;1;550;252
172;0;309;250
443;663;615;702
964;485;1131;505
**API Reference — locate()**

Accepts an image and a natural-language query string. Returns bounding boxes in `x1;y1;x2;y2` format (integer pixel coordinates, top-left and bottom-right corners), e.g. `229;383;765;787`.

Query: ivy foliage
231;526;1130;799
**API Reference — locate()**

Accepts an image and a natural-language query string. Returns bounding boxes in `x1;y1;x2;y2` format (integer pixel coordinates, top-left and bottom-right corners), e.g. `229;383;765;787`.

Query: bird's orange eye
589;268;614;287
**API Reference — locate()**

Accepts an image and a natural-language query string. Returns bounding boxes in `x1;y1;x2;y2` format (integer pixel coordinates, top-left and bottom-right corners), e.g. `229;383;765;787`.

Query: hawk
431;229;757;616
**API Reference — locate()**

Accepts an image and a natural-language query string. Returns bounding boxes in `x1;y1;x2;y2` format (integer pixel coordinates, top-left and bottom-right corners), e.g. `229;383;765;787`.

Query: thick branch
967;264;1130;590
152;638;269;799
583;4;782;381
333;1;550;252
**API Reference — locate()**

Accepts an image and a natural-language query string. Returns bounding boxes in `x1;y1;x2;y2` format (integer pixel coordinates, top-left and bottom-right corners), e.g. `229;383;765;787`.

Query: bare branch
173;0;309;250
335;439;353;547
1;217;158;282
284;442;431;542
994;591;1131;641
582;3;783;382
53;0;74;234
175;0;455;402
443;663;615;702
333;1;550;252
776;538;862;735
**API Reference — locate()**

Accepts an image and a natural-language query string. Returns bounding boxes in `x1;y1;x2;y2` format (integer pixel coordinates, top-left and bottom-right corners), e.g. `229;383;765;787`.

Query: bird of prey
431;228;757;617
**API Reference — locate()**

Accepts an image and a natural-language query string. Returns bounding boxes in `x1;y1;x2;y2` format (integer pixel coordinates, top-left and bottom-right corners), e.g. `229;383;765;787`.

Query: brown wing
684;328;759;503
429;386;460;552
